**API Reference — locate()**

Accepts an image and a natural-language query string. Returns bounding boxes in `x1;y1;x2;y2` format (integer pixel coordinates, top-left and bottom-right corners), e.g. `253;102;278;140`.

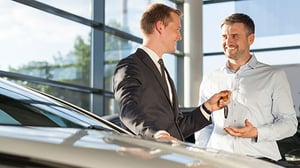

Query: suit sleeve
178;105;212;138
113;58;159;138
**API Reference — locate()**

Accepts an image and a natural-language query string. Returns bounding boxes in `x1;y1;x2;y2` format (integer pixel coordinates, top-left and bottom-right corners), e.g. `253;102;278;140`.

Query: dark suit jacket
113;48;211;141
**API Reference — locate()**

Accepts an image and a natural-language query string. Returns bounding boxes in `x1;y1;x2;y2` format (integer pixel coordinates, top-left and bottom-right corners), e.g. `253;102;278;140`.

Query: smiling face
140;4;182;56
221;23;254;62
160;12;182;54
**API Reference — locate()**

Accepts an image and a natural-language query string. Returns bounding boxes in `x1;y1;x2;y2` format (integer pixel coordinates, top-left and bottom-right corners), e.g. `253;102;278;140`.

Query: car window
0;109;20;125
0;94;83;127
0;81;112;130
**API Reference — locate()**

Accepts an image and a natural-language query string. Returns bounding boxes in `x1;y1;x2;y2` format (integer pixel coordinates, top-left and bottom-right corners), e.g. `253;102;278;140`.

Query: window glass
104;34;141;92
203;0;300;50
0;109;20;125
105;97;117;115
254;50;300;65
12;80;91;112
0;1;91;87
203;2;235;53
235;0;300;37
35;0;92;19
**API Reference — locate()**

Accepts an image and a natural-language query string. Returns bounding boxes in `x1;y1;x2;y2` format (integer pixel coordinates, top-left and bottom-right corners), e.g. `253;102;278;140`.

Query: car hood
0;126;282;168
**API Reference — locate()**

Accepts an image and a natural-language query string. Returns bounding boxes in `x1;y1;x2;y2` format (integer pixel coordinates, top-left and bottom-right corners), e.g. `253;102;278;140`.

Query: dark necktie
158;59;169;98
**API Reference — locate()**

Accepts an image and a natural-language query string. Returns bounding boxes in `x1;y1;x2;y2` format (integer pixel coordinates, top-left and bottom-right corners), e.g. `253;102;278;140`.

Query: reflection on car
0;126;283;168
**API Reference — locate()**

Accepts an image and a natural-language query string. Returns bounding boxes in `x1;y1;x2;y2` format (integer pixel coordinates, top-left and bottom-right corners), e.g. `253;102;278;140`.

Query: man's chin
167;49;176;54
225;50;236;57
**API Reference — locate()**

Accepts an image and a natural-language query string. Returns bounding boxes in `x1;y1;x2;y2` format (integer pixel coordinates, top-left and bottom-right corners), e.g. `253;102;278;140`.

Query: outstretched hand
224;119;258;138
204;90;231;112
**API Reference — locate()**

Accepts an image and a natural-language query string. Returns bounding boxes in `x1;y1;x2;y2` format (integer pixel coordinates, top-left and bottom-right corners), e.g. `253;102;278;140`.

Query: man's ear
155;21;164;34
248;33;255;45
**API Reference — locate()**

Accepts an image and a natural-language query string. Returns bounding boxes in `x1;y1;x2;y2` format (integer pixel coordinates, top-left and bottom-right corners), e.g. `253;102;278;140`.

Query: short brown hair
221;13;255;35
140;3;181;35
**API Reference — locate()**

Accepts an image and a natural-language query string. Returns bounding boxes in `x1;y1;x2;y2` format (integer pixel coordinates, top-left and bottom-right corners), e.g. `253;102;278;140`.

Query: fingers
219;90;231;101
205;90;231;112
218;90;231;106
224;120;258;138
224;126;240;137
245;119;252;127
154;131;180;141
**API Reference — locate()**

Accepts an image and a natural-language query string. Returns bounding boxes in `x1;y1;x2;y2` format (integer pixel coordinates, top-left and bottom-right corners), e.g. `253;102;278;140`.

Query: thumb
245;119;252;127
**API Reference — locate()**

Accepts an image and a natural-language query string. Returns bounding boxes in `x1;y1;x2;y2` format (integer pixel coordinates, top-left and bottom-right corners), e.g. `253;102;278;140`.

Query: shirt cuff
200;104;211;121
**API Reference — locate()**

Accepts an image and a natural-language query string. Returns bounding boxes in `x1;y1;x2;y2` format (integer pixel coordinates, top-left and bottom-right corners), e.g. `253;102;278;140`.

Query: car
0;77;132;135
103;112;300;167
0;78;292;167
0;125;283;168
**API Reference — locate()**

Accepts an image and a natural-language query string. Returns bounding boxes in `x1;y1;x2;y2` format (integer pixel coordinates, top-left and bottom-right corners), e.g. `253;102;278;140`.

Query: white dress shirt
195;55;298;161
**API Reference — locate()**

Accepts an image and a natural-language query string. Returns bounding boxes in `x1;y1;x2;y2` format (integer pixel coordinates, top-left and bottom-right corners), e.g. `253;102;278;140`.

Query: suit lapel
136;49;172;106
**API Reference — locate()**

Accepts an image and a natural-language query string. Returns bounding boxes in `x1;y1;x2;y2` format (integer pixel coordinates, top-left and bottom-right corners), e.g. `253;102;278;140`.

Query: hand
204;90;231;112
224;119;258;138
154;131;181;141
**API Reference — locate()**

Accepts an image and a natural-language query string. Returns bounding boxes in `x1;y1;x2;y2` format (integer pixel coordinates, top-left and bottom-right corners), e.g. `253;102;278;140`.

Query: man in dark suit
113;3;230;141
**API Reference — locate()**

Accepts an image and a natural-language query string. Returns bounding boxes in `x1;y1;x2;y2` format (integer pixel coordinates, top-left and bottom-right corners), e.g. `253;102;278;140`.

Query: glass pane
105;0;175;37
11;80;92;112
0;1;91;87
254;50;300;65
35;0;92;19
105;97;118;116
104;34;141;92
203;0;300;51
203;1;235;53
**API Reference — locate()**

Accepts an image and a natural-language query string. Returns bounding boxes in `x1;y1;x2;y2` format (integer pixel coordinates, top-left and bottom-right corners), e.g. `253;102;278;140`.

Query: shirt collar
223;54;258;73
140;46;161;67
246;54;258;69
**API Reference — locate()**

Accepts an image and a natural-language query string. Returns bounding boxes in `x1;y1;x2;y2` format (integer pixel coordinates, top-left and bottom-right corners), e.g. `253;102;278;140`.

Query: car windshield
0;79;112;130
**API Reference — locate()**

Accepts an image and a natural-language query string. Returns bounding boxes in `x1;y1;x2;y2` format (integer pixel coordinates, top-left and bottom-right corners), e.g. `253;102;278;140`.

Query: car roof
0;126;282;168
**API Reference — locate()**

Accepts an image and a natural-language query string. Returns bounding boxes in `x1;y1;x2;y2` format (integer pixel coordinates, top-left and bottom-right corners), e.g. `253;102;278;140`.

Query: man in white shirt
195;13;298;161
